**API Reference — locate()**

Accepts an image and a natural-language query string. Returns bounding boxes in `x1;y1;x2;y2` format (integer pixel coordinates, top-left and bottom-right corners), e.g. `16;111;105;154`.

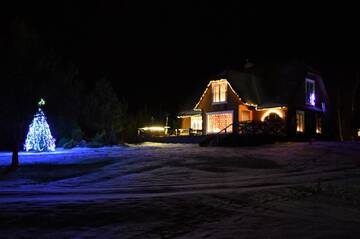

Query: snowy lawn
1;141;360;238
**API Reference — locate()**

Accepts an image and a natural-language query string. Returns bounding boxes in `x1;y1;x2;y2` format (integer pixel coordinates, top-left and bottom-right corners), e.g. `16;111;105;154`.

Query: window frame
305;78;316;106
316;116;322;134
212;82;227;104
206;110;233;134
190;115;203;130
296;110;305;133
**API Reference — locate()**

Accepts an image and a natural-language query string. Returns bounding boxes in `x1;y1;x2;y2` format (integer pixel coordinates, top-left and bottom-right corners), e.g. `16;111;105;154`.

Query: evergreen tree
24;99;56;152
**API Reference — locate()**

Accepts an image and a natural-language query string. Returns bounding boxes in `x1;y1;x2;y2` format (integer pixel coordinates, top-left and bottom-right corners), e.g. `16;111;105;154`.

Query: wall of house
278;67;328;112
180;117;191;129
238;105;254;121
277;67;329;138
198;81;241;133
193;66;330;138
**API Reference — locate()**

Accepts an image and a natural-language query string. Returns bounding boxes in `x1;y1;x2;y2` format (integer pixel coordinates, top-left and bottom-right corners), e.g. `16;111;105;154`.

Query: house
178;61;330;139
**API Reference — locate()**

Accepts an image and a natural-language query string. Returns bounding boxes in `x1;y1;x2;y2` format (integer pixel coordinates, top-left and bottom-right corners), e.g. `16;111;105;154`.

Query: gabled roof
177;109;201;118
193;61;326;109
218;70;264;105
193;79;246;110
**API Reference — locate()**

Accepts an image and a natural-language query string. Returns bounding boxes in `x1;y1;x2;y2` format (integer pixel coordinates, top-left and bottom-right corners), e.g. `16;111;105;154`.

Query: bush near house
200;120;287;147
238;120;287;137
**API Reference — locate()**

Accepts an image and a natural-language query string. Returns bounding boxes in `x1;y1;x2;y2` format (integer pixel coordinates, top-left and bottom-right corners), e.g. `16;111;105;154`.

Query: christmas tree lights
24;99;56;152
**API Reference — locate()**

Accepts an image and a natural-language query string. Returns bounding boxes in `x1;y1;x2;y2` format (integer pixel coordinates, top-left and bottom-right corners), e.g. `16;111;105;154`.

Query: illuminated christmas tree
24;99;56;152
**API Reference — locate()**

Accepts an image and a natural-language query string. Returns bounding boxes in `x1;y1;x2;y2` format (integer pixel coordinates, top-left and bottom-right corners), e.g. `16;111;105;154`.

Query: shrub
86;132;105;148
86;141;104;148
71;128;84;142
57;137;70;147
63;139;78;149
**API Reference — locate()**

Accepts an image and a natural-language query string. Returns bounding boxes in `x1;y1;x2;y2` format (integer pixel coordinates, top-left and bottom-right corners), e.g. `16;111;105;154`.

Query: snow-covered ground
1;141;360;238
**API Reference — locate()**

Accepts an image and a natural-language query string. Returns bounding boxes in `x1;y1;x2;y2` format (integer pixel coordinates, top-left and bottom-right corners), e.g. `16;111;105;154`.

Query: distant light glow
140;126;166;132
358;129;360;137
24;107;56;152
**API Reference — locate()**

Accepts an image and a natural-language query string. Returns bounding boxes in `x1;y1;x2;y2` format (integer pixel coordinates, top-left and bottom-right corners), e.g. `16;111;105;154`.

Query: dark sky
3;1;360;114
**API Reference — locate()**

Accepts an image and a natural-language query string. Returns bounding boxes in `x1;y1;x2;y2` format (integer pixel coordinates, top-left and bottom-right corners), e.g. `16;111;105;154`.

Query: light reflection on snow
0;146;129;166
0;143;192;166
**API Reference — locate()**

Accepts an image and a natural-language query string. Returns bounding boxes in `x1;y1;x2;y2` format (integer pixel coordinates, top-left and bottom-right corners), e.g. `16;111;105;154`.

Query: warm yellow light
212;80;227;103
140;126;165;132
296;111;304;133
190;115;202;130
261;109;285;121
207;111;233;134
358;129;360;137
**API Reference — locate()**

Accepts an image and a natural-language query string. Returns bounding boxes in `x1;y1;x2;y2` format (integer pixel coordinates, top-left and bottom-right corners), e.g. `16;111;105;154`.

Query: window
296;110;305;133
305;79;315;106
357;129;360;137
206;111;233;134
316;116;322;134
322;102;326;112
241;110;251;121
212;81;227;103
190;116;202;130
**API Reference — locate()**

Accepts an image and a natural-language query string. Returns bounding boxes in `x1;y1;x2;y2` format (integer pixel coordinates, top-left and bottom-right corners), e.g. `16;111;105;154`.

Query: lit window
212;81;227;103
207;111;233;134
316;116;322;134
306;79;315;106
296;110;305;133
190;116;202;130
357;129;360;137
241;110;251;121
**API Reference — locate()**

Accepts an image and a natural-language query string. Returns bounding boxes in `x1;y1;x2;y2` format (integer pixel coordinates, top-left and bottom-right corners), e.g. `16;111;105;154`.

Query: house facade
178;62;330;138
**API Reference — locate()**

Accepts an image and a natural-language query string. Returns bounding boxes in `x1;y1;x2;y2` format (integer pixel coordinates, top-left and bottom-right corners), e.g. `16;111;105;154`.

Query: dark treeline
1;19;360;157
317;63;360;141
0;20;170;154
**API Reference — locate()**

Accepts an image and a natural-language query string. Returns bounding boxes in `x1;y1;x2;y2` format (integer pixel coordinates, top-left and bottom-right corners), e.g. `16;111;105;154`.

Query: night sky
2;1;359;114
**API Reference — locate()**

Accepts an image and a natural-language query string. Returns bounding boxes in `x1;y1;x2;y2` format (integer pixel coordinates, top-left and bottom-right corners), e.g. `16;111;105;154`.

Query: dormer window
212;81;227;103
305;78;315;106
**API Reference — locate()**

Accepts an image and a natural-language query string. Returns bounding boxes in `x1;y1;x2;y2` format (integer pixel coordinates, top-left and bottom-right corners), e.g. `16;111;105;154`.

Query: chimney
244;59;254;69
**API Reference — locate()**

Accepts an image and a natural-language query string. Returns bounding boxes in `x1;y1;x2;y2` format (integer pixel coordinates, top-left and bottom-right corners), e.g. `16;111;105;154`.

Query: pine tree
24;99;56;152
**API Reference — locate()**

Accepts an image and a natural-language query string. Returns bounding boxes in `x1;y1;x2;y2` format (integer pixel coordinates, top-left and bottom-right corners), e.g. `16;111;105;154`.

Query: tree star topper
38;98;46;107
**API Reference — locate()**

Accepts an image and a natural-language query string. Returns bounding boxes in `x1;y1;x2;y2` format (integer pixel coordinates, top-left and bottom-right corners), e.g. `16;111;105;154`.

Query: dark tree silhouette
81;77;127;144
0;20;84;170
0;20;39;170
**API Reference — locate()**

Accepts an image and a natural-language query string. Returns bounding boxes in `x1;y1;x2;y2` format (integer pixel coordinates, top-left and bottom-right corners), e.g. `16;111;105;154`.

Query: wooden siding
181;117;191;129
239;105;254;121
198;81;241;133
